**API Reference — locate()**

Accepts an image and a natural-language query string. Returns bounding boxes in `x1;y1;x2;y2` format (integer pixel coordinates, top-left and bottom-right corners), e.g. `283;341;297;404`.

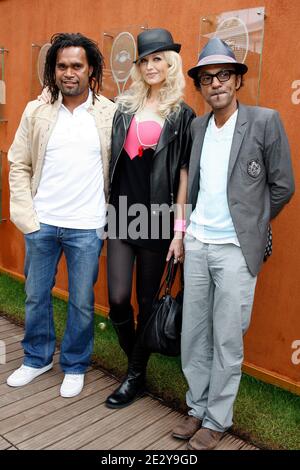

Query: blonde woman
106;28;195;409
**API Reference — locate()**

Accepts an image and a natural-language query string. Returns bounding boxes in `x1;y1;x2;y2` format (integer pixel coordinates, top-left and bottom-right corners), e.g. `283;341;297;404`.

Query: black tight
107;238;168;332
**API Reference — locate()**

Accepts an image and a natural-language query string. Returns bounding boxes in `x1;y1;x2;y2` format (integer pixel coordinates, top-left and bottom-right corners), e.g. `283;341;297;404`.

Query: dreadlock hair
43;32;104;103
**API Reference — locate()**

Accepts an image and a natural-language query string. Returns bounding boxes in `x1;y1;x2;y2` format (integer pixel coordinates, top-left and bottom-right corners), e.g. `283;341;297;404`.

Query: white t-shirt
187;110;240;245
34;92;106;229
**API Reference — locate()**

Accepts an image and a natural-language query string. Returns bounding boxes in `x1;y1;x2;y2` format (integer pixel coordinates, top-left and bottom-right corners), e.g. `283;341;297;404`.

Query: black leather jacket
109;102;195;210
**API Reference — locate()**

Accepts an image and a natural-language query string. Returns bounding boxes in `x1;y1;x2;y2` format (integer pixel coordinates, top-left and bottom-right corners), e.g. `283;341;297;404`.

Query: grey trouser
181;234;257;432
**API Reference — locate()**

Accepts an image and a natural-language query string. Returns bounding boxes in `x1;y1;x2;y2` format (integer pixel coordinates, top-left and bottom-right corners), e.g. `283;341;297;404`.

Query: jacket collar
121;112;134;129
227;103;248;180
193;110;211;146
189;110;211;184
154;113;180;155
87;94;116;127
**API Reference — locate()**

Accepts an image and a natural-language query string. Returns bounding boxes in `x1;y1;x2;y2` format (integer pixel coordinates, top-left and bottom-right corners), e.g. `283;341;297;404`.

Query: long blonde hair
116;51;185;119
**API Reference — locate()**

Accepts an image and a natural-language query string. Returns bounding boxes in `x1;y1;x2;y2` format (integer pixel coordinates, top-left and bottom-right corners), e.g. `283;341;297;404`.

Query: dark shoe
105;337;149;409
172;416;202;440
187;427;224;450
105;373;145;409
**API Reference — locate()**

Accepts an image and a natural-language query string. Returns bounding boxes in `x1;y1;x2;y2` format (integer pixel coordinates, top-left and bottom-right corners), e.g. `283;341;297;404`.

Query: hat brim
188;60;248;79
134;43;181;63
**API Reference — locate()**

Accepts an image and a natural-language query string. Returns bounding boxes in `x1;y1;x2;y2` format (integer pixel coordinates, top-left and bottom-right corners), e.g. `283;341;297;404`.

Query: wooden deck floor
0;316;257;451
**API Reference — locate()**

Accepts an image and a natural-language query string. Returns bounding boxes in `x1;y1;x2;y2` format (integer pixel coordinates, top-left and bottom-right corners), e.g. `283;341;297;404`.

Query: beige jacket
8;93;116;234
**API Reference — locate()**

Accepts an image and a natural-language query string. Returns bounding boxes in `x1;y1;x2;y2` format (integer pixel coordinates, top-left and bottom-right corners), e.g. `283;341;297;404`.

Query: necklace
135;117;159;157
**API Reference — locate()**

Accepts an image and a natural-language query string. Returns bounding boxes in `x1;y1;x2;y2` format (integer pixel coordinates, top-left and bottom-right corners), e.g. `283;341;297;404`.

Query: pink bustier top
124;117;163;159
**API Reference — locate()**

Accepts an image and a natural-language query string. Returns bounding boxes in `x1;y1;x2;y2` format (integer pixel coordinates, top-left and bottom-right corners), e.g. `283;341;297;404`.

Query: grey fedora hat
134;28;181;63
188;37;248;79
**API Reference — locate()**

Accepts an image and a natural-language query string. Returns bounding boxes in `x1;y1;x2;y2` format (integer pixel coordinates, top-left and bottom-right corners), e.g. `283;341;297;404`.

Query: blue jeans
22;223;103;373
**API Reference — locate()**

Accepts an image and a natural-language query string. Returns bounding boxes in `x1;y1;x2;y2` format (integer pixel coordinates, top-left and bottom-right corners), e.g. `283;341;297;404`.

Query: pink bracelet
174;219;186;232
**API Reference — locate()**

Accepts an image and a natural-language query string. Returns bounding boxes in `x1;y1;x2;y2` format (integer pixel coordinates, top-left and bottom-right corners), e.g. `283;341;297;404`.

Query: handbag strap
155;257;183;300
165;257;178;294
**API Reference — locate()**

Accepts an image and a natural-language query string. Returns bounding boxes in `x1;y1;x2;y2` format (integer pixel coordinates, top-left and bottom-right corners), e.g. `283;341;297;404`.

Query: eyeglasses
198;69;237;86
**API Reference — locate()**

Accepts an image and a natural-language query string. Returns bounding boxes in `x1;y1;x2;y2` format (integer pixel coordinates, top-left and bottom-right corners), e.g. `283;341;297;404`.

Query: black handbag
141;257;183;356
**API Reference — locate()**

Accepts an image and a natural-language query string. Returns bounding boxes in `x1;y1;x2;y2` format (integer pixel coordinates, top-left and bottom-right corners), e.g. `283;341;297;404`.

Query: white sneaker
6;362;53;387
60;373;84;398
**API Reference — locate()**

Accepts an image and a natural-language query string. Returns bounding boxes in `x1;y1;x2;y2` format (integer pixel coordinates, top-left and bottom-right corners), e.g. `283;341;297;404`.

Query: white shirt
187;110;240;245
34;91;106;229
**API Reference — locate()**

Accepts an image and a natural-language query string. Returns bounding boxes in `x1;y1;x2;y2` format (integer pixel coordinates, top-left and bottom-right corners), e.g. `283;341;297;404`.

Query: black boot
111;317;136;358
105;340;150;409
110;306;136;358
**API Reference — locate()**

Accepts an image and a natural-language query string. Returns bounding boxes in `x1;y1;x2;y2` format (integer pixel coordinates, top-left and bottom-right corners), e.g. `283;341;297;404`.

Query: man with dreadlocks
7;33;116;398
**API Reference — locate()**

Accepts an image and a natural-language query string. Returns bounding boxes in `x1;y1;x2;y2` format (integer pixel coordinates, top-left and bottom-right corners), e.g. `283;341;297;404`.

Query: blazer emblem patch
247;159;262;178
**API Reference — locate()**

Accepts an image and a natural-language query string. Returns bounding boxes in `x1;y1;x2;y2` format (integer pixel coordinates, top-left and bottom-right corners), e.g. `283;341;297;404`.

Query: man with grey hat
172;38;294;450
